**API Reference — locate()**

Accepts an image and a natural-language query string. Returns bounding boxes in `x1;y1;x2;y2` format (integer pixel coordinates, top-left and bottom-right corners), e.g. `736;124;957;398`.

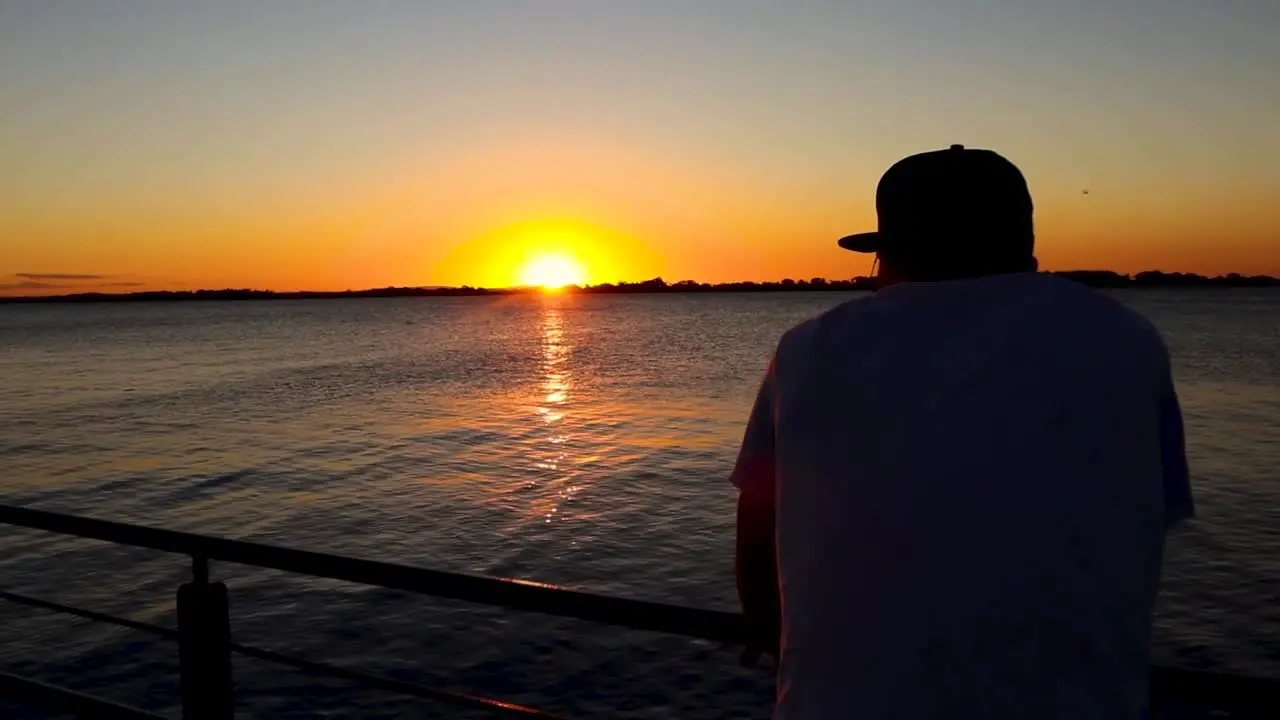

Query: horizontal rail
0;589;180;640
5;504;1280;716
0;671;165;720
1151;666;1280;715
0;505;744;643
227;641;563;718
0;589;559;718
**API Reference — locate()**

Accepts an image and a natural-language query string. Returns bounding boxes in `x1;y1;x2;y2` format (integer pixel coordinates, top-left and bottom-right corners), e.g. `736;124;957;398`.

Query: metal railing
0;503;1277;718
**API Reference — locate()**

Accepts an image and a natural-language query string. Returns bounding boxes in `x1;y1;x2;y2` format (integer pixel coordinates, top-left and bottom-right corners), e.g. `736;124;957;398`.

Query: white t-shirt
730;272;1193;720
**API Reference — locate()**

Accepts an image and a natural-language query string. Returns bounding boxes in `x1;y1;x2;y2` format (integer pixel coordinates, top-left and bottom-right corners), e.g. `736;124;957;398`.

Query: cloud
0;281;64;291
2;274;149;293
15;272;109;281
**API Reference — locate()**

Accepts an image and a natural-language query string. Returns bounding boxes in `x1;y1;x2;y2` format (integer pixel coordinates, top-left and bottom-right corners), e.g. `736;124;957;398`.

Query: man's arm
736;490;780;657
730;362;781;657
1159;375;1194;529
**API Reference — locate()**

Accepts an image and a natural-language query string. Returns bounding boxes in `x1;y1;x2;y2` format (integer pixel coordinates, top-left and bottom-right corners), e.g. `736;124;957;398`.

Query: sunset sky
2;1;1277;294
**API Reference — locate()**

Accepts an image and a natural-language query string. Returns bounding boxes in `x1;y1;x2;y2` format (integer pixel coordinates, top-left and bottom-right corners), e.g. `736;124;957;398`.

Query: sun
518;253;588;290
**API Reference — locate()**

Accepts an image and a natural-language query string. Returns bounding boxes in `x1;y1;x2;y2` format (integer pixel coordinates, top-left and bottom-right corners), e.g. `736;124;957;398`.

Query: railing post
177;556;233;720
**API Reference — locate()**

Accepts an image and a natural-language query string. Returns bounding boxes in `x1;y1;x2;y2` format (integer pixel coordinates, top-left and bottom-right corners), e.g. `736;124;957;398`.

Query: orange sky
2;3;1277;295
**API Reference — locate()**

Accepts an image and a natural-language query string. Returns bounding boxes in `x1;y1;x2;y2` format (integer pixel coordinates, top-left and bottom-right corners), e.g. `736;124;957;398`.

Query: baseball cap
838;144;1034;259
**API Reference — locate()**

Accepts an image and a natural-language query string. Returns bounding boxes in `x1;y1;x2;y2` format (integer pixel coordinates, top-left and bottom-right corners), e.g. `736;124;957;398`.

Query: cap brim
837;232;879;253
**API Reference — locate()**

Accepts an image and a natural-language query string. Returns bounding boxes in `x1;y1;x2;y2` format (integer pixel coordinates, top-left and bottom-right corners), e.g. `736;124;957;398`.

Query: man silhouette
731;144;1193;719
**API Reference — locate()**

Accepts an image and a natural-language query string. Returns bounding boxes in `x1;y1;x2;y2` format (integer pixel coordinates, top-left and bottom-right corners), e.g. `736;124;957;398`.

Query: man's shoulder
773;274;1170;362
1035;274;1166;344
777;294;876;352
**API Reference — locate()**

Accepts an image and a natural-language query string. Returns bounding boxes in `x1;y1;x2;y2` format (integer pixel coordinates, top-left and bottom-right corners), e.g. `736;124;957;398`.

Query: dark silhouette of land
0;271;1276;304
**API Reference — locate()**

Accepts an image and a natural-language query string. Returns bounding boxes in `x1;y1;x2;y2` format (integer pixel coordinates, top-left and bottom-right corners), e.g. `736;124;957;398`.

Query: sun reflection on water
532;299;581;525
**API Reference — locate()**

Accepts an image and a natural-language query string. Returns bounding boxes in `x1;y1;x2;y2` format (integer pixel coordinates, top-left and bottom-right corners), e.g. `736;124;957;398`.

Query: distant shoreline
2;271;1277;304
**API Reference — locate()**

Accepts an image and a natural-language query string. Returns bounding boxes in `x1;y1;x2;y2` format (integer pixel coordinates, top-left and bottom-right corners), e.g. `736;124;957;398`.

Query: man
731;144;1193;719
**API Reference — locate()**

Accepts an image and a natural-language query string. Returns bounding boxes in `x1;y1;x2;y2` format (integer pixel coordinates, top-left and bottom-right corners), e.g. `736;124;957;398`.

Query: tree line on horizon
1;270;1277;304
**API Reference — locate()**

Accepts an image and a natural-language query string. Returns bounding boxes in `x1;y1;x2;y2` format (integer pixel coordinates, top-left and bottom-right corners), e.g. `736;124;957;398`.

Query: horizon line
2;269;1279;304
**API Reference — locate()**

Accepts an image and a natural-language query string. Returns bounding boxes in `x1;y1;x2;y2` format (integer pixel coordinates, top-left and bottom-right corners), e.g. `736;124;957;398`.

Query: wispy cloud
2;273;153;294
15;272;109;281
0;281;65;291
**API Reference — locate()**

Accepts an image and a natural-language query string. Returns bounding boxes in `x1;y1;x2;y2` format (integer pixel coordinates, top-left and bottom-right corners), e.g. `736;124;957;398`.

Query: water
0;291;1277;717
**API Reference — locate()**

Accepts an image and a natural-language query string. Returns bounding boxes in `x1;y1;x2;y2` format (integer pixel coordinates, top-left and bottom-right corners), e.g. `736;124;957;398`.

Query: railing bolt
178;555;233;720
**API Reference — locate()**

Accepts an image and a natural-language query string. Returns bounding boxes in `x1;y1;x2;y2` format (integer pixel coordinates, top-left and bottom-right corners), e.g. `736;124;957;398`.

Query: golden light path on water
533;299;581;526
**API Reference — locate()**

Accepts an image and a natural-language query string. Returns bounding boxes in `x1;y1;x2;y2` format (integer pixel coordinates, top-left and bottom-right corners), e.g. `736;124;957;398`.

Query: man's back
738;272;1191;719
